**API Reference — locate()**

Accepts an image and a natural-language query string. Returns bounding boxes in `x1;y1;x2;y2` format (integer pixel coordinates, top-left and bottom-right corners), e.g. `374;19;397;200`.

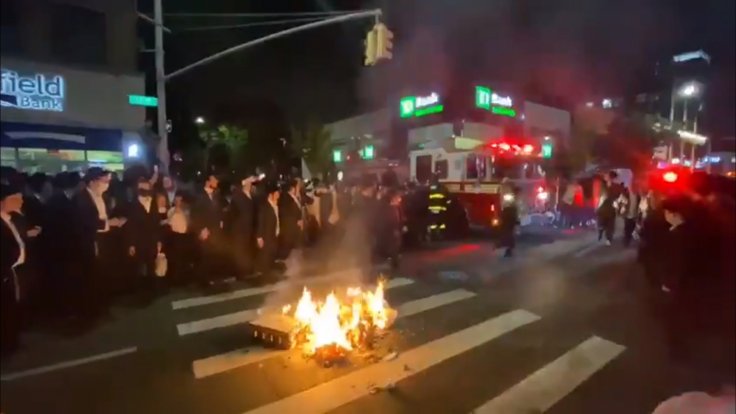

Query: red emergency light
663;171;678;183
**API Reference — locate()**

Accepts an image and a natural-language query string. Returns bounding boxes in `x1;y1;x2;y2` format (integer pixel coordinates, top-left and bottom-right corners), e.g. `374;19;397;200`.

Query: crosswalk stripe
395;289;476;318
177;309;260;336
177;278;415;337
191;288;477;379
243;309;540;414
172;268;407;310
471;336;625;414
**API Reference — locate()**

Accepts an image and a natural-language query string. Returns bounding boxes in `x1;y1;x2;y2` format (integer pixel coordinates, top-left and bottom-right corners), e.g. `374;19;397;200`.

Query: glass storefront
1;147;125;174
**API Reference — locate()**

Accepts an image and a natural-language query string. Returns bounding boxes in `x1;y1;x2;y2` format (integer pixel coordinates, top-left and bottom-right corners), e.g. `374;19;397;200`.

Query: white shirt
86;188;109;233
167;207;189;234
1;211;25;267
269;199;280;237
138;196;152;213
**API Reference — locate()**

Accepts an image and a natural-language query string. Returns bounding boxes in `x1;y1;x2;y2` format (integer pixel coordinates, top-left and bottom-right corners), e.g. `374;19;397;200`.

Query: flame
283;281;394;356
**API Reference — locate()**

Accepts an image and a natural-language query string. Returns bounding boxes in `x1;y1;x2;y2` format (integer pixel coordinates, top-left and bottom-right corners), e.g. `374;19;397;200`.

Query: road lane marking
573;242;602;258
191;288;477;378
172;268;405;310
177;309;260;336
178;278;415;337
471;336;625;414
0;347;138;382
243;309;540;414
395;289;476;317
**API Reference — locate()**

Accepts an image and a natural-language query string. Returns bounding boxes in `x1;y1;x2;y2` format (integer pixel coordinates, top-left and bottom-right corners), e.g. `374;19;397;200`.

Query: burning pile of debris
248;280;397;361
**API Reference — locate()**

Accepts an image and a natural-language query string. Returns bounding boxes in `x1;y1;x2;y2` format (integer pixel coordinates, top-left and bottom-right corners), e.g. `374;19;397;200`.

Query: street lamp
678;82;699;97
195;116;205;125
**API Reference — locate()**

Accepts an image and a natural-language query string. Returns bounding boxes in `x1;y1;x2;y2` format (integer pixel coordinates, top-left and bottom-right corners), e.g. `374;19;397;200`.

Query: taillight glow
522;144;534;154
499;143;511;151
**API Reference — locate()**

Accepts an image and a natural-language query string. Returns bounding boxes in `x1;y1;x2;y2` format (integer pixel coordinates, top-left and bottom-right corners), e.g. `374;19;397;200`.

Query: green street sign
542;143;553;159
332;150;343;163
128;95;158;107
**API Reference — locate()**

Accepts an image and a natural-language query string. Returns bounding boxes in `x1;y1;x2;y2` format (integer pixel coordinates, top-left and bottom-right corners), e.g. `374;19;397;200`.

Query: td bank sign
475;86;516;118
1;68;65;112
399;92;444;118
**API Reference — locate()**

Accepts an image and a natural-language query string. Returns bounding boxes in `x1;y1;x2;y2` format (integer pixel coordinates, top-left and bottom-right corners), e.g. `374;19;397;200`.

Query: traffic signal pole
153;7;382;172
154;0;169;172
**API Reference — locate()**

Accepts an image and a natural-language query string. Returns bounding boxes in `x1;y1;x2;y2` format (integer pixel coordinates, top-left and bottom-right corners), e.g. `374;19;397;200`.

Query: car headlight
503;193;514;202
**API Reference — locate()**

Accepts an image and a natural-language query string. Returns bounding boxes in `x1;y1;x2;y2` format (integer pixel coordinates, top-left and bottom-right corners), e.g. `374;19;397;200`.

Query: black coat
22;195;45;228
1;218;22;282
125;198;161;258
278;194;302;246
231;191;256;242
376;202;402;256
256;200;279;251
191;190;222;238
72;189;108;260
43;193;76;263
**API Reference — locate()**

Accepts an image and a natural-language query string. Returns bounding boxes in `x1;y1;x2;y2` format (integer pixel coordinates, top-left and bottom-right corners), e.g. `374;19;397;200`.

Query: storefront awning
1;122;122;151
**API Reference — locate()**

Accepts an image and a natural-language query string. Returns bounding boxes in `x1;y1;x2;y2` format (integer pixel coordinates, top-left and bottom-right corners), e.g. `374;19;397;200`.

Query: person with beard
43;173;79;316
1;184;25;355
161;175;178;207
191;174;224;287
72;168;126;318
278;178;303;262
231;175;257;279
125;178;164;292
255;181;280;280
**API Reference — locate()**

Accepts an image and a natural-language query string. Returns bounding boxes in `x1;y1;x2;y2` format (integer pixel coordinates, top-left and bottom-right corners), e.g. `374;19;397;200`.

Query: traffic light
332;150;343;163
360;144;375;160
374;23;393;61
364;27;377;66
541;143;553;159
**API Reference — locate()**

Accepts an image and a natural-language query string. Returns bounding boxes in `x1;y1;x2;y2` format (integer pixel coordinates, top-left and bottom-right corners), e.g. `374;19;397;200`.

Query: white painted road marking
395;289;476;318
191;288;477;379
177;278;415;337
0;347;138;382
472;336;625;414
242;309;540;414
177;309;260;336
573;242;602;258
172;268;399;310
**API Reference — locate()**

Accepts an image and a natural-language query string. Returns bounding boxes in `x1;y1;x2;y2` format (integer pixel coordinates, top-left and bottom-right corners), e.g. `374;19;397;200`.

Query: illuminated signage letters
475;86;516;117
1;68;65;112
128;94;158;107
399;92;444;118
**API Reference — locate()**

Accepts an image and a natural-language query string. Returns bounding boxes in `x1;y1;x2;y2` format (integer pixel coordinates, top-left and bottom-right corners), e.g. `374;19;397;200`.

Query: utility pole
153;0;169;172
149;8;384;172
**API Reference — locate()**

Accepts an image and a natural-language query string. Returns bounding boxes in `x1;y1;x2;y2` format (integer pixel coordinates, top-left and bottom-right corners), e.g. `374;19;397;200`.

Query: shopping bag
154;252;168;277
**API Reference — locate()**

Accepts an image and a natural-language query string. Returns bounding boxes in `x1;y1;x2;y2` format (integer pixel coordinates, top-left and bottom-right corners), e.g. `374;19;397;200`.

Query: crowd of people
0;165;407;356
567;168;735;377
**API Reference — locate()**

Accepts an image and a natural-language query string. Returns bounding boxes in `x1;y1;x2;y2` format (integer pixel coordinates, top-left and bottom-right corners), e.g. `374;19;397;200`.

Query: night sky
140;0;735;140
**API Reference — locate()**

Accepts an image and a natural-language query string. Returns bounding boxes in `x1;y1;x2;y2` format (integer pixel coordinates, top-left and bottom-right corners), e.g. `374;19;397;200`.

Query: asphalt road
1;226;732;414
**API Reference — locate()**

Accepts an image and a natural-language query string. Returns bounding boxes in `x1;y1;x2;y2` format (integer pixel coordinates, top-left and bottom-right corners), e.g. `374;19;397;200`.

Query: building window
466;154;486;179
51;4;107;66
415;155;432;183
434;159;448;179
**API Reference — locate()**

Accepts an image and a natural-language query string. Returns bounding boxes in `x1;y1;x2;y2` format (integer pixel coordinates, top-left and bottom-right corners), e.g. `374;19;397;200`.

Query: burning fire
282;281;395;356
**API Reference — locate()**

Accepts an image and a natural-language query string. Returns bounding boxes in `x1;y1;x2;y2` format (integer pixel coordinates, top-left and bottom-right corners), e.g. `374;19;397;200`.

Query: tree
198;124;249;176
290;123;333;178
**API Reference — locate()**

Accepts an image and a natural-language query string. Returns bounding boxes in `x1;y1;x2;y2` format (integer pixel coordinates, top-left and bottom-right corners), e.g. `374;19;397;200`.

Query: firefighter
498;186;521;258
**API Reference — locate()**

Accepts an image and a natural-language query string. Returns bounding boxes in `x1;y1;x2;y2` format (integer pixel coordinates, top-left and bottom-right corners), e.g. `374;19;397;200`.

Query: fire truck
409;136;550;231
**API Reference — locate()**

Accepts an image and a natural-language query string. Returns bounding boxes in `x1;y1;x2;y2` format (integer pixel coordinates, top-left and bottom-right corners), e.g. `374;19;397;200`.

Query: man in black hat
231;175;257;279
278;178;303;262
72;167;126;317
191;173;224;287
125;178;163;290
1;183;25;354
255;181;280;279
43;173;79;316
